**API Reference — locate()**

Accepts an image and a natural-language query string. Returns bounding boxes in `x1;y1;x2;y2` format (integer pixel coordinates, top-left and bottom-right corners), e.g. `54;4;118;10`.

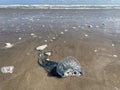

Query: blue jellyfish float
36;45;83;78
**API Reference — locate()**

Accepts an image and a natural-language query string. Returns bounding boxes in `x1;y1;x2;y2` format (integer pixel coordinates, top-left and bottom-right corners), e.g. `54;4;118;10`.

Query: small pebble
96;25;99;28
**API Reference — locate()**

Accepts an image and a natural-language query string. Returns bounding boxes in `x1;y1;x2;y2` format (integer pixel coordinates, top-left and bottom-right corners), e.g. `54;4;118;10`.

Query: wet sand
0;9;120;90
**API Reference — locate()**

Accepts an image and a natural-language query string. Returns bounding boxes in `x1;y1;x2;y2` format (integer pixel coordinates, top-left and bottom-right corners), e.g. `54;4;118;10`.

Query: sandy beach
0;9;120;90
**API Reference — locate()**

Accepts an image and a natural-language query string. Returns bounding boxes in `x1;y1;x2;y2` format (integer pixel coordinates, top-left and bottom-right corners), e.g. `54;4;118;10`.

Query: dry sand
0;9;120;90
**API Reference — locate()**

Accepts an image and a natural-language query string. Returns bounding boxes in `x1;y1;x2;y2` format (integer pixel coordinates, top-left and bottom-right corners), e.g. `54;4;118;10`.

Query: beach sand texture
0;9;120;90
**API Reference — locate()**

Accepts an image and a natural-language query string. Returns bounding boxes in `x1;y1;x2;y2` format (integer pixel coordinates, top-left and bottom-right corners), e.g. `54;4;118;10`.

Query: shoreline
0;5;120;9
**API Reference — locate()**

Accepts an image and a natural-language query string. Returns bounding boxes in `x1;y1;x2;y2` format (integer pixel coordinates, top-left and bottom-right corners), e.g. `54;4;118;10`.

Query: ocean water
0;0;120;5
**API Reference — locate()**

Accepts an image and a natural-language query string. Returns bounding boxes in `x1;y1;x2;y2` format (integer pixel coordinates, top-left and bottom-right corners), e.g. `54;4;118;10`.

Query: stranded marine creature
36;45;83;78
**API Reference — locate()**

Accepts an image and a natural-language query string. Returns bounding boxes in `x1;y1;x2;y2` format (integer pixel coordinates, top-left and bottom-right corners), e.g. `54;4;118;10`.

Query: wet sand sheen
0;9;120;90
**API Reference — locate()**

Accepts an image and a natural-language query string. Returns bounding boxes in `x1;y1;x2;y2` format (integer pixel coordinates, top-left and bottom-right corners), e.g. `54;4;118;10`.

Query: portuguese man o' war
56;56;83;77
36;45;83;78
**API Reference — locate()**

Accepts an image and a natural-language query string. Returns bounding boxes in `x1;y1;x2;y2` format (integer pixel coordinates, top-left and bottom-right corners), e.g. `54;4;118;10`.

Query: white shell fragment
5;43;14;48
18;37;22;40
26;52;30;56
1;66;14;74
46;58;50;61
64;29;68;32
88;25;93;28
52;37;56;40
84;34;88;37
30;33;37;38
94;49;98;52
45;52;52;56
72;27;76;29
95;25;99;28
36;44;48;51
60;32;64;34
112;44;115;47
30;33;35;36
113;55;118;58
33;35;37;38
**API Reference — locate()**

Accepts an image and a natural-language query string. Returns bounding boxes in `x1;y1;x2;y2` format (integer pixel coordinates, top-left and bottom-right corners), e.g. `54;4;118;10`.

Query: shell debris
113;55;118;58
94;49;98;52
112;44;115;47
72;27;76;29
30;33;37;37
60;32;64;34
95;25;99;28
45;52;52;56
52;37;56;40
64;29;68;32
36;44;48;51
84;34;88;37
88;25;93;28
30;33;35;36
5;43;14;48
18;37;22;40
1;66;14;74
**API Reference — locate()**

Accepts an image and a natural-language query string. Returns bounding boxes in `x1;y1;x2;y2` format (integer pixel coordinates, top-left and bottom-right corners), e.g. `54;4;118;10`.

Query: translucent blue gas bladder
57;56;83;77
